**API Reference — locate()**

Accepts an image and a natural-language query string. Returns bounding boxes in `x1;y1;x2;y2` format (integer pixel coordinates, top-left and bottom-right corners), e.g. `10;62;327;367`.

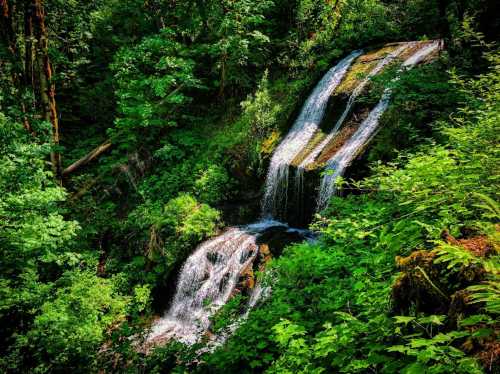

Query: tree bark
24;0;35;92
32;0;61;179
0;0;15;53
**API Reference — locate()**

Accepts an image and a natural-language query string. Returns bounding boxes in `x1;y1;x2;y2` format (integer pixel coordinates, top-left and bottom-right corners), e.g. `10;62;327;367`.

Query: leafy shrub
15;271;130;372
194;164;232;205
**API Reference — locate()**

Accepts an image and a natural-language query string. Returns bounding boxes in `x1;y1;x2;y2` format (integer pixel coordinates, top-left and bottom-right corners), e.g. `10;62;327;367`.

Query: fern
472;192;500;220
483;258;500;275
433;243;479;269
467;279;500;314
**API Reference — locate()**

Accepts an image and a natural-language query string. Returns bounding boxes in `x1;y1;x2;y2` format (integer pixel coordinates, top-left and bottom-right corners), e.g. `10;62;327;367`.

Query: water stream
298;43;412;171
261;50;362;219
294;43;412;209
317;41;441;210
146;220;312;345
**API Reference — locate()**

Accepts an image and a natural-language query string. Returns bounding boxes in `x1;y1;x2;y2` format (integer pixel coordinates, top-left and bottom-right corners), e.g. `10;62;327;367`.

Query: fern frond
472;192;500;219
433;243;479;269
467;279;500;314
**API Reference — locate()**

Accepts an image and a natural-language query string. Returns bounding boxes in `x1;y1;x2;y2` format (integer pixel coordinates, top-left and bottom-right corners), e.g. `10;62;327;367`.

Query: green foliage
0;114;79;365
0;114;132;372
365;60;463;162
210;294;247;333
18;271;129;372
2;0;500;372
117;193;220;289
207;0;273;92
389;316;482;374
193;165;232;205
240;71;281;141
160;193;220;243
283;0;398;74
200;47;500;374
468;281;500;315
434;243;482;269
0;115;79;266
111;28;201;150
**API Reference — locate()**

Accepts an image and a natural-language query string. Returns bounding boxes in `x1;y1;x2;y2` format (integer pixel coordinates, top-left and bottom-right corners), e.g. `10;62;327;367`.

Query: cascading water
146;220;312;346
317;40;441;210
298;43;412;171
294;43;412;207
261;50;362;219
147;226;260;345
316;94;391;210
145;41;440;349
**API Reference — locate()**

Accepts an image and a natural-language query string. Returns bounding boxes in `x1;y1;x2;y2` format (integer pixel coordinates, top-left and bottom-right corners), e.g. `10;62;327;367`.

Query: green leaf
394;316;416;325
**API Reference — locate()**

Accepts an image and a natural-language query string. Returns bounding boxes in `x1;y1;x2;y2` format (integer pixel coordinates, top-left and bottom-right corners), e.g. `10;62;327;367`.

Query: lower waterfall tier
144;220;313;349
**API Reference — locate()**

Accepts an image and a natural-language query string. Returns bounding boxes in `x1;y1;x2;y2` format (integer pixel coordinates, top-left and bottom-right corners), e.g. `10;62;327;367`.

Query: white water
294;43;411;208
261;50;363;219
401;40;441;68
146;220;312;345
298;43;411;171
316;94;391;210
147;227;259;345
317;41;441;210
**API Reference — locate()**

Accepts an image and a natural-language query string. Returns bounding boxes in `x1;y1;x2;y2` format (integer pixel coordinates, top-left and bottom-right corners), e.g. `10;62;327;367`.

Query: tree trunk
1;0;34;133
0;0;16;53
24;0;35;92
32;0;61;179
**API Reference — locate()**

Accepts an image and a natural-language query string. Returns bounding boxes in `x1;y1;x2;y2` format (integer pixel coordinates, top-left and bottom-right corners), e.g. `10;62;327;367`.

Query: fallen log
62;140;112;176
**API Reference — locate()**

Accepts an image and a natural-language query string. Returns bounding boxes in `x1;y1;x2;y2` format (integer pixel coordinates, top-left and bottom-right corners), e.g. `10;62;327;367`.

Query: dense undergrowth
0;0;499;373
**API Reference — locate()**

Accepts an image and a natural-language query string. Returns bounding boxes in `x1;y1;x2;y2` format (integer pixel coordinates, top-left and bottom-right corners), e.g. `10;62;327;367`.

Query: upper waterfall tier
261;40;440;221
261;50;363;220
317;40;441;210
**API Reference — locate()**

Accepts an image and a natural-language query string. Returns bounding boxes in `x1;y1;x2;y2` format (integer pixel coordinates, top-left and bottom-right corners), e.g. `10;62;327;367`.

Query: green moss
335;44;399;95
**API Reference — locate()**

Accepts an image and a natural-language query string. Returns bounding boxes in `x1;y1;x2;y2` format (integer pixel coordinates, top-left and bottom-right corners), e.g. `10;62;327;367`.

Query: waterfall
146;220;312;346
316;41;441;210
298;43;412;171
147;226;260;345
145;41;440;349
316;94;391;210
294;43;411;209
261;50;363;219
